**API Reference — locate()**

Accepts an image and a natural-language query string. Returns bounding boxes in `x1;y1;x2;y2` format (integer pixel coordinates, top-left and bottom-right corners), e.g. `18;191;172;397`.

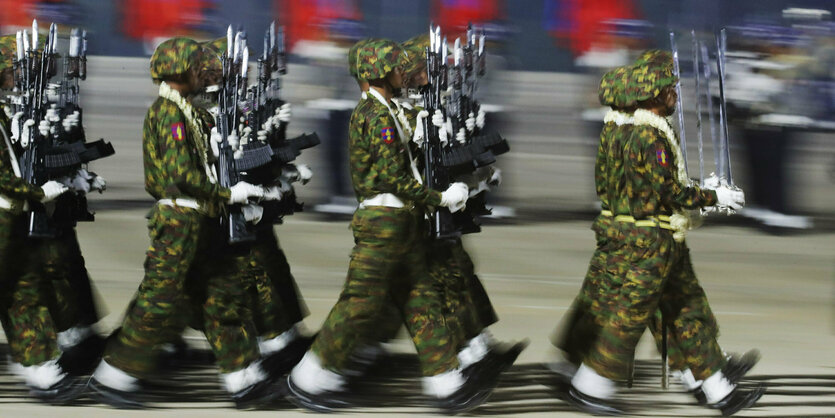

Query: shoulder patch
656;148;669;166
381;127;394;144
171;122;185;141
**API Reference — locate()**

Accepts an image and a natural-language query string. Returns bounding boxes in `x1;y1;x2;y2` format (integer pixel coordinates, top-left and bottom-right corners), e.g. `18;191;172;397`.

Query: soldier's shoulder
353;98;393;127
147;97;185;124
630;124;665;148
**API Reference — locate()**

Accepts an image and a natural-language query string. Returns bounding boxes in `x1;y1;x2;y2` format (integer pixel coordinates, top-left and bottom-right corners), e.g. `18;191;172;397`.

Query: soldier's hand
41;181;69;203
412;110;429;146
296;164;313;184
702;172;721;189
277;103;292;123
91;174;107;193
476;108;486;129
71;169;93;194
488;167;502;187
228;181;264;204
456;128;466;144
262;185;283;201
241;204;264;224
431;109;445;128
466;112;476;132
440;182;469;213
715;185;745;211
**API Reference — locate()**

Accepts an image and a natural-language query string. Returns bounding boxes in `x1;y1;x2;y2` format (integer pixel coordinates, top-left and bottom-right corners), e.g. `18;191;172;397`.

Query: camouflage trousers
584;221;724;381
370;238;499;351
0;210;61;366
427;238;498;350
311;207;459;376
249;227;308;339
105;205;260;376
41;226;101;332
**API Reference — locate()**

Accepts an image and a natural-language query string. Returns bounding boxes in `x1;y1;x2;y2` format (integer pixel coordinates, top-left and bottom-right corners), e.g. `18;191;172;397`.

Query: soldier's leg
102;206;204;378
254;229;307;330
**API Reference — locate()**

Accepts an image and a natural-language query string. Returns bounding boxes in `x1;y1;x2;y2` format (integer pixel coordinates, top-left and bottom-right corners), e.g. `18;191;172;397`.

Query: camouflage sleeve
153;105;231;203
628;127;716;216
368;112;441;206
594;123;613;207
0;126;44;201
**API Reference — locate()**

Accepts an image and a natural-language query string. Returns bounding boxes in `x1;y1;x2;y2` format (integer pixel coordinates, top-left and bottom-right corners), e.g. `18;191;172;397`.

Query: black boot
284;374;352;413
231;378;287;410
710;383;766;416
58;334;107;376
261;335;314;379
88;377;146;409
566;387;624;416
29;374;88;404
723;350;760;384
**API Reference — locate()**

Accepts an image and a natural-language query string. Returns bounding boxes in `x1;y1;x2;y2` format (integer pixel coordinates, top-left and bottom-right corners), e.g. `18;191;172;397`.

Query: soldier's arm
594;123;612;204
0;135;45;201
369;114;442;206
633;127;716;211
157;107;231;203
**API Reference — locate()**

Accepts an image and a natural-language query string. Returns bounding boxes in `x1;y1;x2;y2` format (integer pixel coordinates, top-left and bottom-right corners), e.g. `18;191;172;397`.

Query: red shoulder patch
381;127;394;144
171;122;185;141
656;148;669;166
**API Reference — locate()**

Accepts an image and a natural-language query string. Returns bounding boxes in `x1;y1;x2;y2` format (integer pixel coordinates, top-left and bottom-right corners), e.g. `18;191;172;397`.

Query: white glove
90;175;107;192
412;110;429;146
241;204;264;224
227;130;239;150
456;128;466;144
210;127;222;157
431;109;445;128
228;181;264;204
476;108;486;129
465;112;476;132
439;182;469;213
262;185;283;201
296;163;313;184
702;172;721;189
714;185;745;211
10;112;23;142
277;103;292;123
71;169;93;193
20;119;35;148
40;180;68;203
38;119;51;137
488;167;502;186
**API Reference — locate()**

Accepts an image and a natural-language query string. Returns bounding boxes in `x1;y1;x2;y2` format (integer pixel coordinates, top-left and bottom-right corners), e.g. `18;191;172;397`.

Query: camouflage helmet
0;35;15;73
198;38;225;84
347;38;372;79
150;37;202;80
622;49;678;104
352;38;406;82
598;65;635;108
401;34;430;75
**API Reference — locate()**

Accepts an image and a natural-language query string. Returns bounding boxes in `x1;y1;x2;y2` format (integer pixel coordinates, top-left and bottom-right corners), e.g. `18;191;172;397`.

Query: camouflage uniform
104;38;260;376
311;40;460;377
0;42;62;366
583;51;725;381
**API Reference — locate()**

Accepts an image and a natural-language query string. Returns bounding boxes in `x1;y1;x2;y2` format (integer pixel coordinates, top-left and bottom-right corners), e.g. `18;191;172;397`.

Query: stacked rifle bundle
423;23;509;239
669;29;741;213
215;23;319;244
6;20;114;237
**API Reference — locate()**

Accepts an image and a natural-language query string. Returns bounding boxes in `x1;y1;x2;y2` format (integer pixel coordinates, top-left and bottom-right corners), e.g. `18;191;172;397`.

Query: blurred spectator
0;0;81;31
544;0;640;65
431;0;503;40
277;0;364;59
121;0;218;52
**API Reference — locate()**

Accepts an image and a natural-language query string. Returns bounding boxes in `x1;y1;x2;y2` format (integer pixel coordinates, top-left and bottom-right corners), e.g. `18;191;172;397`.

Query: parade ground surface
1;210;833;417
0;57;834;416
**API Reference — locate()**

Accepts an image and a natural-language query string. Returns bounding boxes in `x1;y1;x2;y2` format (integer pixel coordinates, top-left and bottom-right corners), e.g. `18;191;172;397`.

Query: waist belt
359;193;404;209
601;210;673;230
157;198;201;210
0;195;11;210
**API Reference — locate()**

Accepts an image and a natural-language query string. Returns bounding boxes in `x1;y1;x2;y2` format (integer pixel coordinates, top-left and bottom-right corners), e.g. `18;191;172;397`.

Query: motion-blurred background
2;0;833;230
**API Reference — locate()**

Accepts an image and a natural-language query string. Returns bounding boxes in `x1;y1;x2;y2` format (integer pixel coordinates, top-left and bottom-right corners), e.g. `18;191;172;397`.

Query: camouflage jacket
595;121;621;212
0;108;44;208
349;94;441;207
611;124;716;219
143;97;229;216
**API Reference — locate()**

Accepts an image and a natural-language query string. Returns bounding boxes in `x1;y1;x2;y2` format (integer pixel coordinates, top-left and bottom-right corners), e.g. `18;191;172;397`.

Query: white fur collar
604;110;633;125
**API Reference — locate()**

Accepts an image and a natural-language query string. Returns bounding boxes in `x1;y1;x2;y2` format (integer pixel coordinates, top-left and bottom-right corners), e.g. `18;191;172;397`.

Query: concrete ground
1;209;833;417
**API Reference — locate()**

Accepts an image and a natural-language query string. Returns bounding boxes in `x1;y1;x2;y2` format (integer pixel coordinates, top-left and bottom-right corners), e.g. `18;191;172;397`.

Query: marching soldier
564;50;764;416
286;39;505;414
88;37;281;409
0;34;87;402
